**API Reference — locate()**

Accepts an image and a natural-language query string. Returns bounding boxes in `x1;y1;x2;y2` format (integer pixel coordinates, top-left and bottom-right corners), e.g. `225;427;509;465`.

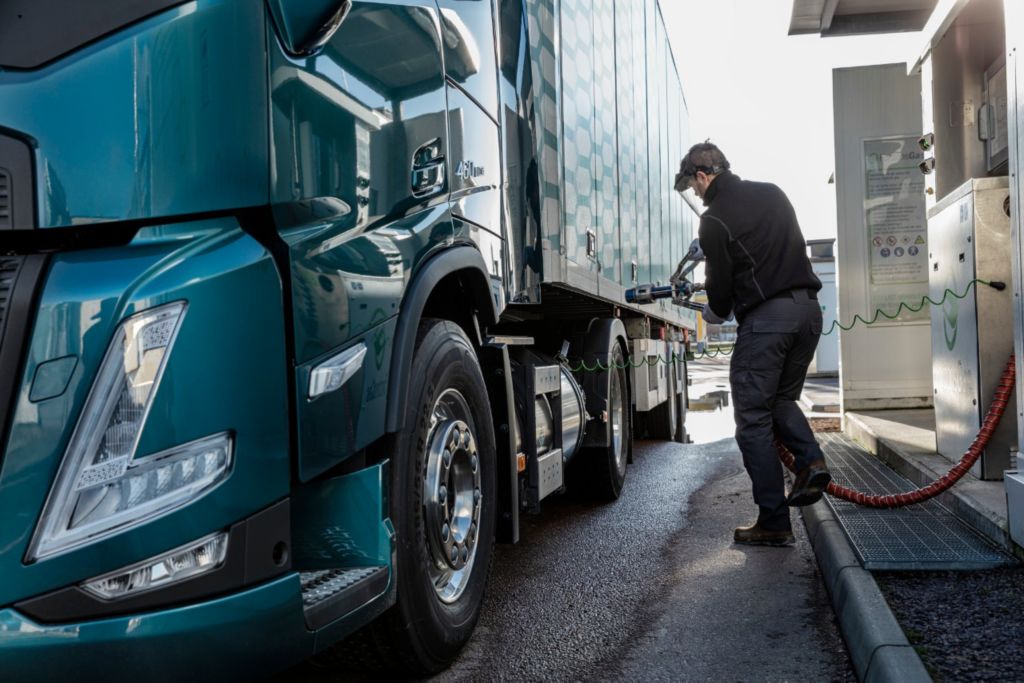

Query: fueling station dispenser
912;0;1017;480
928;178;1016;479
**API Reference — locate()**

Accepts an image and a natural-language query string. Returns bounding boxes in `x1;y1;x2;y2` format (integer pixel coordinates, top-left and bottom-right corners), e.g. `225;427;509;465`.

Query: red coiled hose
775;354;1017;509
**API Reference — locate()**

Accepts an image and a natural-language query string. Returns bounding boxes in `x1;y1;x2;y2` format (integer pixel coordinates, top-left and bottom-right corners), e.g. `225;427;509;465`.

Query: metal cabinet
929;177;1016;479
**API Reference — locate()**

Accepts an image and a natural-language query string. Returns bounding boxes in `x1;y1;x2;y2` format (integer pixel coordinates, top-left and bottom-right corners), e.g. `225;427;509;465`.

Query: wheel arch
386;245;500;434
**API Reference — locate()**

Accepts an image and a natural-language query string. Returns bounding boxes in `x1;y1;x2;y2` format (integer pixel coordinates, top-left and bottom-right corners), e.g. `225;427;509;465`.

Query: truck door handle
411;138;446;198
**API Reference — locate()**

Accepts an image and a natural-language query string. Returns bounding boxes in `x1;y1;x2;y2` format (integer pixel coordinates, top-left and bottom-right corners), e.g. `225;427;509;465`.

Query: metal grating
299;567;382;608
818;432;1016;570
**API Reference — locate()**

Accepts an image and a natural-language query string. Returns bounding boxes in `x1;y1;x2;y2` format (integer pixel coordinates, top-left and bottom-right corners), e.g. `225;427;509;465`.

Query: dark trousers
729;289;825;531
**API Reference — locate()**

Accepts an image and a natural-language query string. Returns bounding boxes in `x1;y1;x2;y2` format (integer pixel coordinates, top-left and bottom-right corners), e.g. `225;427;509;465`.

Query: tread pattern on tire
572;340;630;500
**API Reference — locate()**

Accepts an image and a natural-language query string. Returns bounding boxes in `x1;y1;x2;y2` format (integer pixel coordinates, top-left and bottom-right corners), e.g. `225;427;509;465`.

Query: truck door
437;0;506;303
268;0;452;480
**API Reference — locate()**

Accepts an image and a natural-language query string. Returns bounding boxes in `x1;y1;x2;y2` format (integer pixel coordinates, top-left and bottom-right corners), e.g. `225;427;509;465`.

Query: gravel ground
875;568;1024;681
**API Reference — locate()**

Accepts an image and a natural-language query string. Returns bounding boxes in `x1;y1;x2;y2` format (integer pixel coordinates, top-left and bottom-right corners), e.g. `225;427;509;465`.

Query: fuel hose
774;354;1016;508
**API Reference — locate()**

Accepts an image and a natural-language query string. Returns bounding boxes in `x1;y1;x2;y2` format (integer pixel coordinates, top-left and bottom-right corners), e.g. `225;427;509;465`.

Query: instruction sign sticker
863;136;929;321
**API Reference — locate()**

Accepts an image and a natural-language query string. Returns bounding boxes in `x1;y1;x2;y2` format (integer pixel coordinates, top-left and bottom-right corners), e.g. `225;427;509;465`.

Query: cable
570;279;1006;370
820;278;1005;336
692;345;734;360
686;278;1005;362
571;355;667;373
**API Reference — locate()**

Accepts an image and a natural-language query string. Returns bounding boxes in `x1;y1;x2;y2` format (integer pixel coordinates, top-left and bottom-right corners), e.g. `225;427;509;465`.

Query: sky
661;0;924;240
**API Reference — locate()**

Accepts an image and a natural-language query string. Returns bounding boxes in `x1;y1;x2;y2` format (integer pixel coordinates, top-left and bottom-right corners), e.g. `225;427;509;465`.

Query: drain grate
816;432;1015;570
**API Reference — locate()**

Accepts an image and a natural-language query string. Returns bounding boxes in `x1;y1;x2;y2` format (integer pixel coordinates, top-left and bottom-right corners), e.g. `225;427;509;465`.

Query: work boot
786;458;832;507
734;522;795;547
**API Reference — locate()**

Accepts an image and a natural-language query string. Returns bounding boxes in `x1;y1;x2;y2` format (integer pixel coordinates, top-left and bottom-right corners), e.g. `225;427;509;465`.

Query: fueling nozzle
670;238;704;285
624;238;706;310
626;281;703;305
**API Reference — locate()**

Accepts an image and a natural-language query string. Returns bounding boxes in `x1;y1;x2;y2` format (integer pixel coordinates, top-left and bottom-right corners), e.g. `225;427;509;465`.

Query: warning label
862;136;929;321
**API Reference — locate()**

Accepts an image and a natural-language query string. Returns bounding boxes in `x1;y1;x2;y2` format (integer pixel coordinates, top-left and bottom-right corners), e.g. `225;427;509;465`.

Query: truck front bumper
0;575;313;681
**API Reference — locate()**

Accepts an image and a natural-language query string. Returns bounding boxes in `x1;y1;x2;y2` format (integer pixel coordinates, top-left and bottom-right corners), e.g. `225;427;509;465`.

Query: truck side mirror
267;0;352;57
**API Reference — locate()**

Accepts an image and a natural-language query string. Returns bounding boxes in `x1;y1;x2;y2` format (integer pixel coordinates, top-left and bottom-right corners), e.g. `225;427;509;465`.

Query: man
675;142;831;547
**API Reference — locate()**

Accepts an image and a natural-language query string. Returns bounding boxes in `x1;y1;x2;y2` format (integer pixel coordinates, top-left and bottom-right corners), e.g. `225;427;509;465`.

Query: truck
0;0;695;677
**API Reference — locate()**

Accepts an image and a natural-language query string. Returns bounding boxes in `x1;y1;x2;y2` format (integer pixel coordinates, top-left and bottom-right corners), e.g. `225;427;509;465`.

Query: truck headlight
81;531;229;600
28;302;233;562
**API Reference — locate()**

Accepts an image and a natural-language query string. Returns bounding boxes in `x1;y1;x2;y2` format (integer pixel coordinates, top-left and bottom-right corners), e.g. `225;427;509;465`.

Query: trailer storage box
518;0;696;330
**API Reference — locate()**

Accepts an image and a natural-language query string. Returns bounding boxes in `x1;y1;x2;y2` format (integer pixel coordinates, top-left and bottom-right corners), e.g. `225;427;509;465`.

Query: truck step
300;566;389;630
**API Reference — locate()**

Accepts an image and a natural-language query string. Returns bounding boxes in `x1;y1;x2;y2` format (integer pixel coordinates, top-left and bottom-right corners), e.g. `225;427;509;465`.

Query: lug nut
474;488;481;504
442;523;450;542
450;546;459;563
443;449;452;467
461;546;469;562
471;455;479;472
439;485;447;502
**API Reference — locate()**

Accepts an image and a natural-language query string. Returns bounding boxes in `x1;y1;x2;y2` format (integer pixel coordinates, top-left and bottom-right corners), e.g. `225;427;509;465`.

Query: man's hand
702;303;729;325
687;238;704;261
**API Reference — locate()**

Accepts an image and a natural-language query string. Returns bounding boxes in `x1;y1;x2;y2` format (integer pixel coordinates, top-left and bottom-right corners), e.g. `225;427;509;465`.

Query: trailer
0;0;695;676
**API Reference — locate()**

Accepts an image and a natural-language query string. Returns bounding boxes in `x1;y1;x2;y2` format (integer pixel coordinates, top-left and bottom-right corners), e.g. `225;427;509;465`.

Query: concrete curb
801;501;932;682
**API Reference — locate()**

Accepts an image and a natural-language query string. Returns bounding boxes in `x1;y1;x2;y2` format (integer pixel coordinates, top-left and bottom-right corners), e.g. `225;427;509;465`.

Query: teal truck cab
0;0;695;677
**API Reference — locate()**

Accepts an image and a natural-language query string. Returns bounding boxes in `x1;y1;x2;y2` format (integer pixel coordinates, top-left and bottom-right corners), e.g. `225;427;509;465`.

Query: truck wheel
576;341;630;499
356;319;496;674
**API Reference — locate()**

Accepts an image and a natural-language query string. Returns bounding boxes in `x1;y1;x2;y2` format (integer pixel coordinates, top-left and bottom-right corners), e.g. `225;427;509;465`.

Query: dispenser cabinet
929;177;1016;480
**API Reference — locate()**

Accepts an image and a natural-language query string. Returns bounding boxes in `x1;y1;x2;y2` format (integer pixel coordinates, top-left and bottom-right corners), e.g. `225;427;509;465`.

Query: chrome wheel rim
423;388;482;604
610;363;626;475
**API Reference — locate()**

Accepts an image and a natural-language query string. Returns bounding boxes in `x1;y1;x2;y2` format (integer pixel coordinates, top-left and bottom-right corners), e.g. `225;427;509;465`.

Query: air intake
0;256;22;328
0;132;34;230
0;169;11;229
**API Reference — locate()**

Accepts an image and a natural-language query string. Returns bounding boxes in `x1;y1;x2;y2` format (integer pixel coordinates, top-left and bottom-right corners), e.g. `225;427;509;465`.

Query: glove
702;303;728;325
687;238;704;261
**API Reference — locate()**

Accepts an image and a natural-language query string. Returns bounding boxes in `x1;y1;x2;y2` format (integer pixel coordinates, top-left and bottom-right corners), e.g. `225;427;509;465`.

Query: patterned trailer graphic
524;0;696;329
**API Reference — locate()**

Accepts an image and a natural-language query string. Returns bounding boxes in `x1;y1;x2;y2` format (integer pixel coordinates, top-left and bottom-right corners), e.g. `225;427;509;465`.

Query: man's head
675;142;730;199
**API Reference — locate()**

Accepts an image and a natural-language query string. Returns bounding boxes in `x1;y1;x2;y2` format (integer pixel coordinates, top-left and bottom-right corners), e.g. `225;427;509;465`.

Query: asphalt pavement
432;438;853;681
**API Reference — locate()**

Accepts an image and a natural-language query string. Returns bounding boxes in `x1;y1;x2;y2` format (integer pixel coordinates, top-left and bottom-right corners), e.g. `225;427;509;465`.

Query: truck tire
335;318;497;674
575;340;630;500
674;358;688;443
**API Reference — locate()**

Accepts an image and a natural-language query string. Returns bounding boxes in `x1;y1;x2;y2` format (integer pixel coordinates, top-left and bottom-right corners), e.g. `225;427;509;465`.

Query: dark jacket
697;171;821;322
